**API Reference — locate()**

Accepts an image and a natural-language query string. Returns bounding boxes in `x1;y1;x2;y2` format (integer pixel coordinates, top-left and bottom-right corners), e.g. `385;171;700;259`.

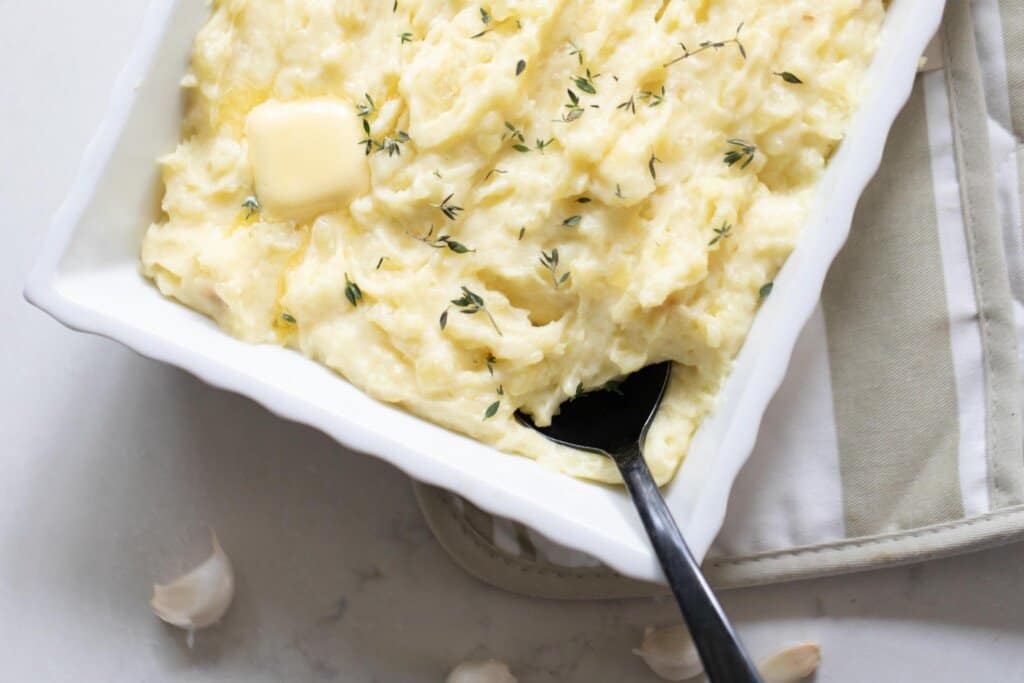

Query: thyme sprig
412;225;474;253
355;93;376;118
358;120;410;157
708;221;732;246
539;249;570;288
344;273;363;307
503;121;530;152
440;286;503;335
617;87;666;114
242;196;261;219
433;194;464;221
665;22;746;66
568;40;584;64
723;138;756;168
560;89;585;122
572;68;599;95
399;32;413;43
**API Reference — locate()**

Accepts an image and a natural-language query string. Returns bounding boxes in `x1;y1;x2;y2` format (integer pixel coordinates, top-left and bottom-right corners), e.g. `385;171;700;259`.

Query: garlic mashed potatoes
142;0;884;484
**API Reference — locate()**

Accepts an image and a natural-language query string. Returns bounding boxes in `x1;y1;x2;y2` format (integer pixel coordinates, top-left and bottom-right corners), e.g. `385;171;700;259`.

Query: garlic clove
634;625;703;681
446;659;518;683
758;642;821;683
150;531;235;634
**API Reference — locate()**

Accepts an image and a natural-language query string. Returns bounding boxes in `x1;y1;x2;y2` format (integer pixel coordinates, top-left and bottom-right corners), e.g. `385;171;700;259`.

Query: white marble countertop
4;2;1024;680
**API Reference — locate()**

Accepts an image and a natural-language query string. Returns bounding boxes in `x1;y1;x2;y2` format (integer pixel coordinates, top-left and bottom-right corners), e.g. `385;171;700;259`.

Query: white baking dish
25;0;944;583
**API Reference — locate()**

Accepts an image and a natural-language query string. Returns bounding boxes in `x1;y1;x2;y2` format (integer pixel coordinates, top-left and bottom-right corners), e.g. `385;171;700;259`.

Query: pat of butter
245;99;369;221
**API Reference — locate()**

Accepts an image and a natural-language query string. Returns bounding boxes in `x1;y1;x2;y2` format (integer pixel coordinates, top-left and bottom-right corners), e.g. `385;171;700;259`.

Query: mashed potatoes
142;0;884;484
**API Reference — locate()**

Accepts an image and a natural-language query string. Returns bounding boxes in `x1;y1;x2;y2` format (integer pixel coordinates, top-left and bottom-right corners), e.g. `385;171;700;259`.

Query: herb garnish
723;139;756;168
358;120;410;157
484;397;501;420
534;138;553;152
708;221;732;246
615;183;624;199
399;32;413;43
648;153;661;180
515;59;526;76
518;226;526;240
577;197;592;204
486;353;497;375
774;71;803;84
412;225;474;253
344;273;363;307
434;194;464;221
759;282;774;298
484;167;508;180
376;257;386;270
639;87;666;107
503;121;530;152
568;40;584;65
572;68;599;95
356;93;376;118
471;7;493;38
665;22;746;66
561;215;581;228
539;249;571;288
281;312;296;324
560;89;585;122
242;196;261;219
440;286;502;335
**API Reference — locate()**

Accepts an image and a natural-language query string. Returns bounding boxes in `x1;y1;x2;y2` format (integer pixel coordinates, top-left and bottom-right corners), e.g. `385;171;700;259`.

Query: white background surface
3;2;1024;681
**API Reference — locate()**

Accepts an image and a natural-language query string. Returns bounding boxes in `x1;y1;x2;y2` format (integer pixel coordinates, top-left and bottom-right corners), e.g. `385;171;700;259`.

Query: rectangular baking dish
25;0;945;583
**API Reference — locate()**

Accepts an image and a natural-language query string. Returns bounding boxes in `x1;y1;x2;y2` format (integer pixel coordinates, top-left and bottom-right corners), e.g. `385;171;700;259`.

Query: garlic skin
150;531;235;634
634;625;703;681
446;659;518;683
758;642;821;683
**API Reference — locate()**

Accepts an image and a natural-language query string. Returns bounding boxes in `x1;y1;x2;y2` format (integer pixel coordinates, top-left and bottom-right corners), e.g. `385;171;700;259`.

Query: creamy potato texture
142;0;884;484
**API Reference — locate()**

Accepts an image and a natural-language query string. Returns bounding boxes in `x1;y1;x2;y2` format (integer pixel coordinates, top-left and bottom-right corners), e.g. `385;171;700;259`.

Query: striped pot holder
414;0;1024;597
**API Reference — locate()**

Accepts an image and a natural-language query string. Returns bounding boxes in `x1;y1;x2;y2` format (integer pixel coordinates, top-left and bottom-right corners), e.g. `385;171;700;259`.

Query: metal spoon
516;362;762;683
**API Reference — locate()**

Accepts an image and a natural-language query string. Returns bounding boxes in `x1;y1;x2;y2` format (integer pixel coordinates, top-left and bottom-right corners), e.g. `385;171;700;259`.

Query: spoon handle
616;446;762;683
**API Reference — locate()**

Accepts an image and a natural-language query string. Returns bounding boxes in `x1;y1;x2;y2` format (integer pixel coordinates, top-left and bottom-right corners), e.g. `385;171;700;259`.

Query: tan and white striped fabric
414;0;1024;596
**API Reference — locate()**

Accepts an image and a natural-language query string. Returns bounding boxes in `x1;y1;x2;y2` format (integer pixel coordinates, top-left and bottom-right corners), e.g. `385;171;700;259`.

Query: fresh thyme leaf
242;195;261;219
281;312;296;324
560;89;585;122
375;257;386;270
665;21;746;66
344;273;363;307
484;400;500;420
513;143;531;153
759;282;774;298
480;7;491;24
399;31;413;43
484;167;508;180
615;183;624;199
616;94;636;114
648;153;661;180
518;226;526;240
411;225;474;253
572;68;598;95
576;197;592;204
539;248;570;288
562;215;581;228
774;71;803;84
443;286;502;335
358;119;410;157
568;40;583;65
393;0;397;11
356;93;376;118
516;59;526;76
434;194;464;221
638;86;666;107
723;138;756;168
708;221;732;246
486;353;497;375
574;382;584;398
535;138;553;152
497;384;504;396
433;169;443;179
471;29;491;39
